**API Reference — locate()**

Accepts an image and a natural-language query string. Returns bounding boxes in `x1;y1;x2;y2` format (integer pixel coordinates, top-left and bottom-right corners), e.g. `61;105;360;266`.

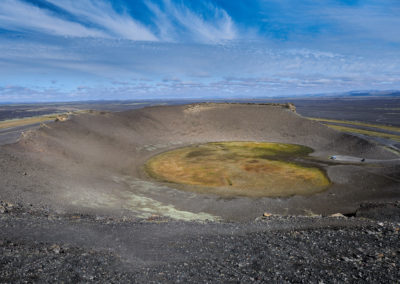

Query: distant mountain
345;90;400;97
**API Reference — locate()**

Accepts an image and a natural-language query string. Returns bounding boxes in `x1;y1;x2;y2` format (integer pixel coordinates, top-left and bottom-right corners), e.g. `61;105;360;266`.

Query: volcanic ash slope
0;103;398;221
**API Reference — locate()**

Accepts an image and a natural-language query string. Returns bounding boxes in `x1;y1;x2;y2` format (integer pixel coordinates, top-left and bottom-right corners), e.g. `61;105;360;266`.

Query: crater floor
145;142;330;197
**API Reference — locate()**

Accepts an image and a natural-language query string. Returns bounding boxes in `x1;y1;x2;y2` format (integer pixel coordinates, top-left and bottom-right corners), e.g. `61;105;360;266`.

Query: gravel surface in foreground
0;201;399;283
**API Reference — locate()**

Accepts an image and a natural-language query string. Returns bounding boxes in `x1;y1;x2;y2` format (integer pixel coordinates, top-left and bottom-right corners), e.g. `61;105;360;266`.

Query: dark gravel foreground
1;201;400;283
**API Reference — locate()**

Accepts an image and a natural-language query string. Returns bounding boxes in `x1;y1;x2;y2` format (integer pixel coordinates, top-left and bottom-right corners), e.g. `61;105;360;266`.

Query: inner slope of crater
145;142;331;197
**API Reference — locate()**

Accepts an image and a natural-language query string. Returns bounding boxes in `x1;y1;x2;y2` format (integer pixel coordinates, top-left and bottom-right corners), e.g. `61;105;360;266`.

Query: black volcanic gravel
1;201;399;283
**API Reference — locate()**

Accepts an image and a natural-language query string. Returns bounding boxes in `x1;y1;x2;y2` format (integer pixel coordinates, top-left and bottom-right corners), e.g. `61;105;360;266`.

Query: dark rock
356;202;400;222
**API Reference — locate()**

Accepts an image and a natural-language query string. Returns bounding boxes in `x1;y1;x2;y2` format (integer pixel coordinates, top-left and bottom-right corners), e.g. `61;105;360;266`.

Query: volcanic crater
0;103;398;221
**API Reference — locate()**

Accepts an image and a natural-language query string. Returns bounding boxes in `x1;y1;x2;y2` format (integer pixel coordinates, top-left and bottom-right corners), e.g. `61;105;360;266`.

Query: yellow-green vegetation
307;117;400;133
324;124;400;143
0;110;88;129
145;142;330;197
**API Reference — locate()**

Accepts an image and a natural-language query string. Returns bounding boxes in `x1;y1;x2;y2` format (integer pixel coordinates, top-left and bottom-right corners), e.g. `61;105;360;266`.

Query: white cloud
0;0;237;43
286;49;341;59
46;0;158;41
0;0;107;38
147;0;237;43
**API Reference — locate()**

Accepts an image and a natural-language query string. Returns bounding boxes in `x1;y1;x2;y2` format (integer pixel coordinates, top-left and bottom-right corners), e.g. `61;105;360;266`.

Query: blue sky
0;0;399;102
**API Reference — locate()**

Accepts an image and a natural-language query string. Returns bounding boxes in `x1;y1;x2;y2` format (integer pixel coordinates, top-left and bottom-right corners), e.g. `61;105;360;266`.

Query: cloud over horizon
0;0;399;102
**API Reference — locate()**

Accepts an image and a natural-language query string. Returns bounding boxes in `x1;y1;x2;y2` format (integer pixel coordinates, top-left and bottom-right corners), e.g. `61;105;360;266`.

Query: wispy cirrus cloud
0;0;107;38
0;0;238;43
45;0;158;41
146;0;237;43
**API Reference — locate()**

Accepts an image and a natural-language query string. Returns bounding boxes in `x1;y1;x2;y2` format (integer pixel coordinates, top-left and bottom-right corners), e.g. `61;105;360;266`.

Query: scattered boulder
285;103;296;112
329;213;347;218
0;201;16;214
54;114;69;122
50;244;61;254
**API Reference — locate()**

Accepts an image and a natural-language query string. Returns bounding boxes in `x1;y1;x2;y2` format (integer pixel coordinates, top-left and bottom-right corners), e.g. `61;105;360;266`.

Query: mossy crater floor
145;142;330;197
